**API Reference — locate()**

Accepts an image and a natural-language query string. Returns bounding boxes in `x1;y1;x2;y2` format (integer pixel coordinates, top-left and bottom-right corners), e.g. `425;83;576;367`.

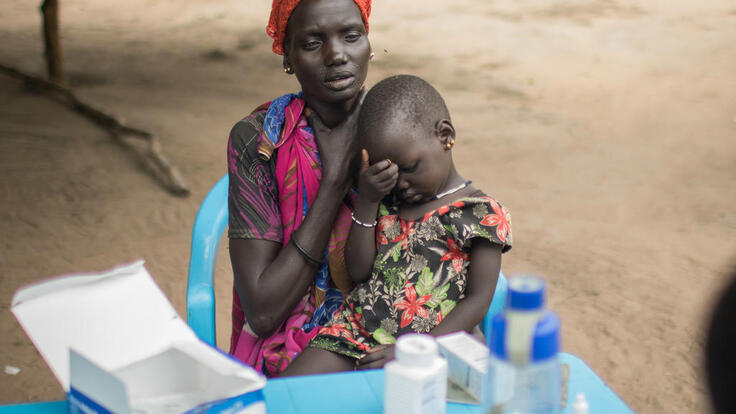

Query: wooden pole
41;0;63;83
0;64;190;197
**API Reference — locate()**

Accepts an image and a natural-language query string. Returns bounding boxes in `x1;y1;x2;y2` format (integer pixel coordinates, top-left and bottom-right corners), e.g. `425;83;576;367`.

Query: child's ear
435;119;456;148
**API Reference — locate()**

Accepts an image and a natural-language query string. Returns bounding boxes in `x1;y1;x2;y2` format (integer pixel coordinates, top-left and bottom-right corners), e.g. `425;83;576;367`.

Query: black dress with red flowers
308;191;512;359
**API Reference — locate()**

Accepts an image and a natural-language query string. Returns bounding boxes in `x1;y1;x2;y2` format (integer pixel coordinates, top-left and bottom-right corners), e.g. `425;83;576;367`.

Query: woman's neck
303;94;358;128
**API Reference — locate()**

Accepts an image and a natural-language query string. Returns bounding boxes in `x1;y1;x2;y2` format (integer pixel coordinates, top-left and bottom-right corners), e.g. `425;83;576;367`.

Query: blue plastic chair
186;174;508;346
186;174;229;347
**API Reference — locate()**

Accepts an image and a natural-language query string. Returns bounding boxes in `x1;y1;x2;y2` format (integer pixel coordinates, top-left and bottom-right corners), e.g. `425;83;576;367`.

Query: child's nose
396;178;410;190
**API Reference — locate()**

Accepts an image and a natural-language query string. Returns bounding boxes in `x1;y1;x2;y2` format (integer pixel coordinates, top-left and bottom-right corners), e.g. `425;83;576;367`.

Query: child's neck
397;169;473;220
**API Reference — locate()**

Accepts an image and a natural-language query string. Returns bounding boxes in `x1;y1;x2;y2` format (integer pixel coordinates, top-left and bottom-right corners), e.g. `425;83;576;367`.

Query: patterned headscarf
266;0;372;55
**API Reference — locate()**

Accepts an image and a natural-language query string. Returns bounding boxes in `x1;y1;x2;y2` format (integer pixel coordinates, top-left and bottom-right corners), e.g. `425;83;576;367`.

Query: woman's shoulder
227;106;279;169
229;109;267;150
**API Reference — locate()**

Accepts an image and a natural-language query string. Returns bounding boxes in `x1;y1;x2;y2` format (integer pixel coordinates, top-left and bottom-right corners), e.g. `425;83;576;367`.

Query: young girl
281;74;512;376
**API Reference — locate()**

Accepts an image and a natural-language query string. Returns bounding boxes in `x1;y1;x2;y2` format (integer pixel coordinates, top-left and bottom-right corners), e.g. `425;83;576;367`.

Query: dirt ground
1;0;735;411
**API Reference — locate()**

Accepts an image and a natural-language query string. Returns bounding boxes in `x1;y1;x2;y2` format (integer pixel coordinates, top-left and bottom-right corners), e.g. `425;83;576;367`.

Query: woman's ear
435;119;456;150
283;55;294;74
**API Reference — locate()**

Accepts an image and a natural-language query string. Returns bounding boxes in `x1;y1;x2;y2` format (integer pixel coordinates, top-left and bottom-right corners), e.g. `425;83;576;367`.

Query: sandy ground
1;0;735;411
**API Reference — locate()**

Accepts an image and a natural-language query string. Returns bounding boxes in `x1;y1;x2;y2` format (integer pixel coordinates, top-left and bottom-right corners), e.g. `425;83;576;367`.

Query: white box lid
11;260;199;391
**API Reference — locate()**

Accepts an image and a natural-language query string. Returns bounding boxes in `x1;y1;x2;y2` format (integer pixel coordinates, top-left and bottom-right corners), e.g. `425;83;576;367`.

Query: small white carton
437;331;489;404
11;260;266;414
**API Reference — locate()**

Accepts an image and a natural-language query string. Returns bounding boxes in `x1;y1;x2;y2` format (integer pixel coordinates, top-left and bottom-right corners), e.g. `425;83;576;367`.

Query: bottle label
506;311;543;365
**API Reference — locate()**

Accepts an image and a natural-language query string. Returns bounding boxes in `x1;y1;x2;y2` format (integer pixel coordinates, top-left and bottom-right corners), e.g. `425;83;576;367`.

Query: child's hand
356;344;395;370
357;149;398;203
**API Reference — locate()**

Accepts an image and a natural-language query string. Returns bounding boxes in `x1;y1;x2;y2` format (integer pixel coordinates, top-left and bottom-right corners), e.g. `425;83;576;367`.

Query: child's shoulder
437;190;513;251
436;190;508;217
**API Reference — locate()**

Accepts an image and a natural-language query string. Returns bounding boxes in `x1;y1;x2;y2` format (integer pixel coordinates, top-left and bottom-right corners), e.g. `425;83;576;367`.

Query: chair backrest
186;174;508;347
187;174;229;347
482;270;508;338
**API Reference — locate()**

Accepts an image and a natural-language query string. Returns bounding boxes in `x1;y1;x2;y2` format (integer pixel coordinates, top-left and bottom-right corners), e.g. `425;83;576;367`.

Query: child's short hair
706;266;736;413
358;74;450;141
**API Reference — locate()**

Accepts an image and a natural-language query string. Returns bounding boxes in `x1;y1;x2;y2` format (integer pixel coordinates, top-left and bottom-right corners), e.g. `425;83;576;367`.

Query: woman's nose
324;39;348;66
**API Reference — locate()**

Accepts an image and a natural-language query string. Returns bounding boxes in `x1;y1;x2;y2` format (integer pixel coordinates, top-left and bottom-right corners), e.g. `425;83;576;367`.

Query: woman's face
284;0;371;106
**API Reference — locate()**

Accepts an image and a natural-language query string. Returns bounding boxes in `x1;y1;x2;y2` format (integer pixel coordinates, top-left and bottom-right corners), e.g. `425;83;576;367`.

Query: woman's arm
345;150;398;283
230;102;364;338
230;179;353;338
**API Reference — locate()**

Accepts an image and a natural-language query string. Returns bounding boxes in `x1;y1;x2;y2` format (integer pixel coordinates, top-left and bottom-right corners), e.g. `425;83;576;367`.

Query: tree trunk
41;0;63;83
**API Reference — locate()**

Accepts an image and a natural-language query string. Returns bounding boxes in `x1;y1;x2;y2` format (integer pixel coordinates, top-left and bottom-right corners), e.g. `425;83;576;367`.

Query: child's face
367;123;452;204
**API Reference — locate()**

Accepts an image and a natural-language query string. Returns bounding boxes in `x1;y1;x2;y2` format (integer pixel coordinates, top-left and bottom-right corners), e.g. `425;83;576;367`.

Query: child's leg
280;347;355;377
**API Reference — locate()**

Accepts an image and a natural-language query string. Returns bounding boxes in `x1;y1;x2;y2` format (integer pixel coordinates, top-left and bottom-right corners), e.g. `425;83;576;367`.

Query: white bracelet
351;212;377;228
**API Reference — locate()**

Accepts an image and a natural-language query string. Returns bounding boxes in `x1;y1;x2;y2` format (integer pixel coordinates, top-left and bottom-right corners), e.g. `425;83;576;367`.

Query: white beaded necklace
431;180;472;201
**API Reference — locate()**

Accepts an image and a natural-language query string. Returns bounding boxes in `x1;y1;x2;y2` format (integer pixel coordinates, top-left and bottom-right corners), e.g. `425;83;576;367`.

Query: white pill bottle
487;275;562;414
384;334;448;414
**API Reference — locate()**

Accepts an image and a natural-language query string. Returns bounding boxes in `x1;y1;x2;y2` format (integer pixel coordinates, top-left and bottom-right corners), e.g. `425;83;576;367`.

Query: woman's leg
280;347;355;377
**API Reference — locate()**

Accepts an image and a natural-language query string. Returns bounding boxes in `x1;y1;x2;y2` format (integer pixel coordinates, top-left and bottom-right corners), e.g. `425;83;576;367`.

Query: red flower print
480;199;511;242
437;200;465;217
319;323;351;338
435;310;444;324
394;284;432;328
440;238;469;274
390;219;416;249
343;336;372;352
347;310;371;338
376;215;397;247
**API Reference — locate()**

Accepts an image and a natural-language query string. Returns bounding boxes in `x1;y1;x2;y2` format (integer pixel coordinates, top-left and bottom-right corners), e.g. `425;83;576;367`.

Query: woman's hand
357;149;398;203
305;89;366;193
356;344;396;370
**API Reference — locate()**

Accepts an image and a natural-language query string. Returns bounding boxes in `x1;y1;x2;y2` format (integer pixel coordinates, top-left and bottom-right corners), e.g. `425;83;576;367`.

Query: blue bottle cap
507;275;546;310
489;311;561;362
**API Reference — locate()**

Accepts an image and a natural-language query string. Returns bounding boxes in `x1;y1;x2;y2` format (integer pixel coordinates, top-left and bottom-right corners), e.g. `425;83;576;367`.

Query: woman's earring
369;52;375;61
284;66;293;74
445;139;455;150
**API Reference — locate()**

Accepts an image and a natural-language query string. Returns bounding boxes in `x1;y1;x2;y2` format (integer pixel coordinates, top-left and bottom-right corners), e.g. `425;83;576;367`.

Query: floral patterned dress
308;191;513;359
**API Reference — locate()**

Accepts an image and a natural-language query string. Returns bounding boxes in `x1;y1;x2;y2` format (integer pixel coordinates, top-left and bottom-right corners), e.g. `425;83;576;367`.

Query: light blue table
0;353;633;413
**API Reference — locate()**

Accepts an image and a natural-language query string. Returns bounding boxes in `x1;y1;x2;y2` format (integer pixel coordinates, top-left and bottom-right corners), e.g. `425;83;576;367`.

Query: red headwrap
266;0;371;55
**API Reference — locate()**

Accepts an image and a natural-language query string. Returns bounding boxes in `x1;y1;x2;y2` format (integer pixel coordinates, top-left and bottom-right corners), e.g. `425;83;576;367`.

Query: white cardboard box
11;260;266;414
437;331;489;404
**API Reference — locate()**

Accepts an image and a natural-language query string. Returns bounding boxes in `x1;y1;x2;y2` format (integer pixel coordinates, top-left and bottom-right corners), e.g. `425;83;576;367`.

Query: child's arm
427;238;502;336
346;150;399;283
358;239;501;369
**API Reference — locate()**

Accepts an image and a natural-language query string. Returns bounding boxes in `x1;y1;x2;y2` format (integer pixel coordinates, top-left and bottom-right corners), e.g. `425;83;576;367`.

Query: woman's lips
324;74;355;91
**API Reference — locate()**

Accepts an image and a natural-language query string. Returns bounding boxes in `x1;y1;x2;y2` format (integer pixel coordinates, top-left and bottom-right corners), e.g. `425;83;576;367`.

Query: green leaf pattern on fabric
440;299;457;316
382;266;404;294
427;282;450;308
373;328;397;344
379;203;390;217
415;267;434;297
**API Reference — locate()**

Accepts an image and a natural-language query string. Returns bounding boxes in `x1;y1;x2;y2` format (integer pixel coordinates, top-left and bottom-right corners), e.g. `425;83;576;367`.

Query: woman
227;0;373;376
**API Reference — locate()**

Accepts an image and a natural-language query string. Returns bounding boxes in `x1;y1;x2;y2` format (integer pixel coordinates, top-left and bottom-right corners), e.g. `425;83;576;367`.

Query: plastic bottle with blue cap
486;275;561;413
